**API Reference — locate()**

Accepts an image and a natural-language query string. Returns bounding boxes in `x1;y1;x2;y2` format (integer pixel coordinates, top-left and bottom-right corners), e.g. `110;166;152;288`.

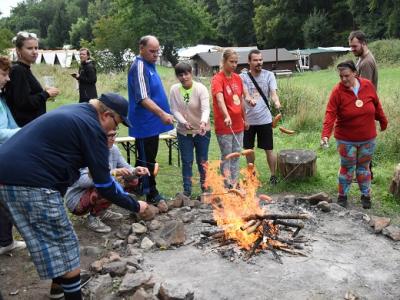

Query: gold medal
233;94;241;105
355;99;364;108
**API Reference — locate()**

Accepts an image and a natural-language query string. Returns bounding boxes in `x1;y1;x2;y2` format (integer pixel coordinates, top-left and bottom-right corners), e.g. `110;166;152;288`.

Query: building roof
192;48;297;67
291;47;350;55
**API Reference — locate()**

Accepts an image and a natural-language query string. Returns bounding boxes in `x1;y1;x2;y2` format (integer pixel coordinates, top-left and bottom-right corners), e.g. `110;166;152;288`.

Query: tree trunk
277;149;317;180
389;163;400;198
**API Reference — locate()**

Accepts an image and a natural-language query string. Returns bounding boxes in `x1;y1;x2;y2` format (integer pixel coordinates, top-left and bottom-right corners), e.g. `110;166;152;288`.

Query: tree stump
277;149;317;180
389;163;400;198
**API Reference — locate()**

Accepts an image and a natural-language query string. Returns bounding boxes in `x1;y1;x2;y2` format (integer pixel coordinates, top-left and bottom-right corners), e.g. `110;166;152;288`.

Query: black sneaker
361;195;371;209
146;193;166;204
337;195;348;208
49;284;64;300
269;175;278;186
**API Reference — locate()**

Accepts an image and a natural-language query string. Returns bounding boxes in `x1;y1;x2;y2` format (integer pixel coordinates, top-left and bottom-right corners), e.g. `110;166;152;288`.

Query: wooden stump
278;149;317;180
389;163;400;198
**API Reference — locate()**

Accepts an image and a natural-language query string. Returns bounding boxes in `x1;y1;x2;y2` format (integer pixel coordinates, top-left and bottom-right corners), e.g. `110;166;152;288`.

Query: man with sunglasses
0;92;147;299
128;35;174;210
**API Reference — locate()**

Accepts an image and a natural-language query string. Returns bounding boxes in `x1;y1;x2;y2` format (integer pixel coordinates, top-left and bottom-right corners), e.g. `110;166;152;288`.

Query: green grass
31;63;400;223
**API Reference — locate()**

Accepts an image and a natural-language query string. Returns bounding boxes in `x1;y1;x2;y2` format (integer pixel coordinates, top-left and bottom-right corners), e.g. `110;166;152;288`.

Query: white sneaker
0;240;26;255
87;215;111;233
100;210;123;221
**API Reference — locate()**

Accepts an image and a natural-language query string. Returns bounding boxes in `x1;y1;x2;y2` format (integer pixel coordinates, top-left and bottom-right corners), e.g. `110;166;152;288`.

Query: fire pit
200;160;311;262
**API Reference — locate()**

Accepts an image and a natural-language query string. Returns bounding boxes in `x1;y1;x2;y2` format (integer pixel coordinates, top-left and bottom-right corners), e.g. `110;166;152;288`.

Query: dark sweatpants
135;135;160;200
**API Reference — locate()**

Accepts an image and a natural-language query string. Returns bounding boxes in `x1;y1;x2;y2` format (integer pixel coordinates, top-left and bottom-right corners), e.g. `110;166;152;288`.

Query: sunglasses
17;31;38;39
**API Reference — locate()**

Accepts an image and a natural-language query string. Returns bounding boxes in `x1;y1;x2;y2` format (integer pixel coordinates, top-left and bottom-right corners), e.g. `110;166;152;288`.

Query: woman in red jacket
321;60;387;209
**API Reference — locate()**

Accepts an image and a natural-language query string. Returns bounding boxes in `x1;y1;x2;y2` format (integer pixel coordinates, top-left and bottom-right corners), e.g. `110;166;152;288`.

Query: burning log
243;213;311;222
240;220;256;231
245;220;262;234
201;219;217;226
227;188;245;198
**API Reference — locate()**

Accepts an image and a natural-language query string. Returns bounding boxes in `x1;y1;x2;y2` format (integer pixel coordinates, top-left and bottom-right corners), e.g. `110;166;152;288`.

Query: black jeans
135;135;159;199
0;202;13;247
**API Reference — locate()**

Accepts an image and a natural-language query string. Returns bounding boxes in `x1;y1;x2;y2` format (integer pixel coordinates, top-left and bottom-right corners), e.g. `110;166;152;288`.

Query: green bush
369;39;400;66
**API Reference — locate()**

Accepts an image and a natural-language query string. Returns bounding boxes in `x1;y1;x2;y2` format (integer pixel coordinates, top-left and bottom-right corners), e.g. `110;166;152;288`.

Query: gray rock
118;272;154;294
173;192;189;208
122;256;141;268
127;265;138;273
181;212;194;223
180;206;192;212
80;246;103;257
132;223;148;234
149;220;162;231
115;224;132;239
330;203;346;212
90;257;110;273
317;201;331;212
158;282;194;300
167;209;180;219
153;237;169;249
382;225;400;241
128;234;139;244
188;200;201;208
112;239;125;250
283;195;296;205
132;287;157;300
102;261;127;277
140;237;155;249
126;246;144;261
159;220;186;246
87;274;113;298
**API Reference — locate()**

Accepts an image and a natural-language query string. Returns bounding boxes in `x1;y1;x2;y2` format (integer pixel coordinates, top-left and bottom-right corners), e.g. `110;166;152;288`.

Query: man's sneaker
100;209;123;221
269;175;278;186
337;195;348;208
87;215;111;233
0;240;26;255
361;195;371;209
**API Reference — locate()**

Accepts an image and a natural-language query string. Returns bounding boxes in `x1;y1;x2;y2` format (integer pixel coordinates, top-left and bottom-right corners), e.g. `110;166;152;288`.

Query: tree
0;28;14;54
93;0;214;65
302;9;333;48
69;17;92;48
216;0;256;46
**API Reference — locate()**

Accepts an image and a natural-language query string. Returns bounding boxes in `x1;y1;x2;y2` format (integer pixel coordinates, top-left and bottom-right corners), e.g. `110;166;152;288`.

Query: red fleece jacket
322;78;388;142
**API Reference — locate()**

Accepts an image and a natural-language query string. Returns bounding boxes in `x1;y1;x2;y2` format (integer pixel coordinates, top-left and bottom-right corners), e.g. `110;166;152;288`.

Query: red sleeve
375;97;388;131
321;87;340;139
211;74;223;96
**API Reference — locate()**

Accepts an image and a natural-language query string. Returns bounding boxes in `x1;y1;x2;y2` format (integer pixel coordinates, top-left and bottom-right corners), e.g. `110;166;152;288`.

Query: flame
203;160;273;250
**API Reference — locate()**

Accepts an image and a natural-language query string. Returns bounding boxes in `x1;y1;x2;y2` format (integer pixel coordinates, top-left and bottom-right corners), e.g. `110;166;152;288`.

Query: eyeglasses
149;49;161;55
107;132;118;138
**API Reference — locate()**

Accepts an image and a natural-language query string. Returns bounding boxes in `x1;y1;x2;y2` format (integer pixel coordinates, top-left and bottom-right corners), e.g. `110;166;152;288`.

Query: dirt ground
1;195;400;300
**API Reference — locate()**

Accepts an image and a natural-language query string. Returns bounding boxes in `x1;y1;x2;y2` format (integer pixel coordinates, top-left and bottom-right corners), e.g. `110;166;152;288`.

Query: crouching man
65;129;149;233
0;92;147;299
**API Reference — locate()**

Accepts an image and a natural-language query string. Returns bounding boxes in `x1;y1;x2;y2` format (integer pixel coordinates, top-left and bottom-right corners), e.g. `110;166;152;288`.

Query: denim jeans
177;131;211;195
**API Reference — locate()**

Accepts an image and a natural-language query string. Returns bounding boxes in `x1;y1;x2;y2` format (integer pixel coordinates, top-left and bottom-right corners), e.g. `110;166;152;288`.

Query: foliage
0;28;14;54
69;17;92;48
216;0;256;46
302;9;333;48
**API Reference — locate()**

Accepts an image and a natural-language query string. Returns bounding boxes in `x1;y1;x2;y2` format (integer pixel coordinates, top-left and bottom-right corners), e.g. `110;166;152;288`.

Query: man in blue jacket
128;35;174;210
0;92;147;300
0;55;26;256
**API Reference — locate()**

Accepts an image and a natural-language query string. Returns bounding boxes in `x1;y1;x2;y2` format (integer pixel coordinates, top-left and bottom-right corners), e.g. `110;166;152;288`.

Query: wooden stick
201;219;217;226
275;247;307;257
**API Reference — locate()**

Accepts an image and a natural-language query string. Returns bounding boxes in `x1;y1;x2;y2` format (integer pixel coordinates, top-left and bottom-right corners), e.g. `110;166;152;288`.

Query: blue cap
98;93;132;127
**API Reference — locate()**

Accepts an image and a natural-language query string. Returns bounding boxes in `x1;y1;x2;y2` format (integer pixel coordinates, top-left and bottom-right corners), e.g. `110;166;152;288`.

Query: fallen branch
243;213;311;222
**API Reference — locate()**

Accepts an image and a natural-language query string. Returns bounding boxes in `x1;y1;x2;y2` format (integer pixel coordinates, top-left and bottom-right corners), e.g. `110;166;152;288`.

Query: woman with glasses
170;62;211;197
321;60;387;209
211;48;247;188
65;130;150;233
5;31;59;126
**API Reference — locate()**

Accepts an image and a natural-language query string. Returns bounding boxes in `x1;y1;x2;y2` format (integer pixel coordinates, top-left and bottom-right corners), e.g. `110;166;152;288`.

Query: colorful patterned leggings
337;140;376;197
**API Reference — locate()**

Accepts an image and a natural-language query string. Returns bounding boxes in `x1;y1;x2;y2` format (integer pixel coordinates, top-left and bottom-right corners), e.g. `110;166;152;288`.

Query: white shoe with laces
87;215;111;233
100;210;123;221
0;240;26;255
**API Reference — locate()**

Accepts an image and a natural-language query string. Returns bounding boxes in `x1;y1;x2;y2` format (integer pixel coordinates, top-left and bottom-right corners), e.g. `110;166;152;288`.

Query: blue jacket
0;95;20;145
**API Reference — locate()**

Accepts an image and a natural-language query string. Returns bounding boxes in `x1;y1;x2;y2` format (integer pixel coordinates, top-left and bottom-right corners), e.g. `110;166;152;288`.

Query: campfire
201;156;310;262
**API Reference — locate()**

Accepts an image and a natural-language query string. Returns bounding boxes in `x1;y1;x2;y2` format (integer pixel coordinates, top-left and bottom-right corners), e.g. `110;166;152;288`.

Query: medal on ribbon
355;99;363;108
233;94;241;105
